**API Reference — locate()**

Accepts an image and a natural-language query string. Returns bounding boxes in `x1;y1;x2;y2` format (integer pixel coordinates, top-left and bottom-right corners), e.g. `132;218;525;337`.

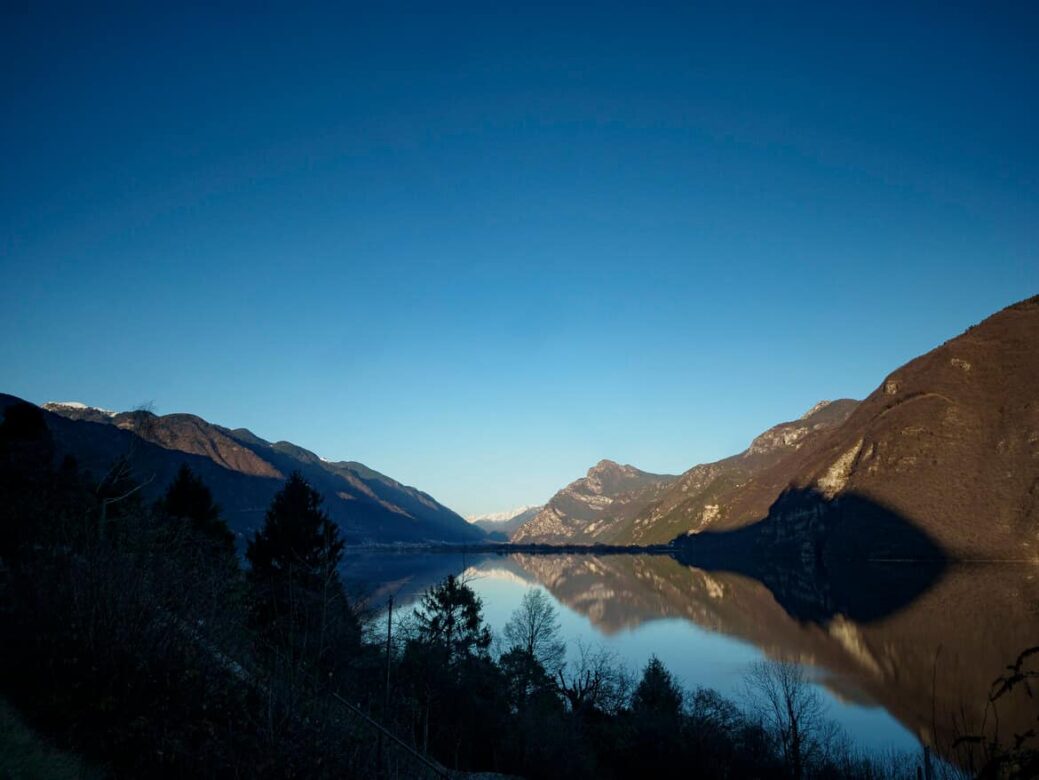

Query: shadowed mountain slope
517;295;1039;559
614;399;859;544
510;401;858;545
9;397;482;545
682;294;1039;561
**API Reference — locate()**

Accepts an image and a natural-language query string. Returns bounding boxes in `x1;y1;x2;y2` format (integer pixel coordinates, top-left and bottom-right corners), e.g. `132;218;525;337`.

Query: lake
341;549;1039;764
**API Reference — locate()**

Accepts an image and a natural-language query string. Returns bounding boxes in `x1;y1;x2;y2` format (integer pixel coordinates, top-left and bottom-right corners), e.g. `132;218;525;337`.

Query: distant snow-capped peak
466;504;538;523
44;401;117;417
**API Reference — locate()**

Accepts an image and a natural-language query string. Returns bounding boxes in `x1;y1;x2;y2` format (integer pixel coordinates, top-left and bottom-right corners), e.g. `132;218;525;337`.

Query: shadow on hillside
674;488;948;625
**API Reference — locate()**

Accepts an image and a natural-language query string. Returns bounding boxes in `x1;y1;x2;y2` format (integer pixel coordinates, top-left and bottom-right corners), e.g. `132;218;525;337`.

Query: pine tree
415;574;491;665
160;464;234;552
246;472;343;587
245;472;356;676
632;655;683;719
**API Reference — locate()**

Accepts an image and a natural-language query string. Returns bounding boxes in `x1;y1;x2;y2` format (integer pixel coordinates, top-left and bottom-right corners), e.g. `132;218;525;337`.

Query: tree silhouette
744;659;828;780
160;464;234;552
0;402;55;557
557;642;631;718
247;471;344;588
503;588;567;675
246;472;355;684
632;655;683;720
500;646;558;708
413;574;491;666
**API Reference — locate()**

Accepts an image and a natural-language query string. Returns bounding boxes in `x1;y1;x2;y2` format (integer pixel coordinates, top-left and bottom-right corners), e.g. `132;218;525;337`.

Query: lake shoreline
344;541;679;555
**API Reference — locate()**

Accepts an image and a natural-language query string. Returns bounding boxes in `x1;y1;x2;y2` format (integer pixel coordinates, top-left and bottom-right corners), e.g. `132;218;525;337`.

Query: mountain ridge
469;505;543;540
20;397;483;545
510;401;858;545
615;398;861;544
511;459;678;543
732;294;1039;562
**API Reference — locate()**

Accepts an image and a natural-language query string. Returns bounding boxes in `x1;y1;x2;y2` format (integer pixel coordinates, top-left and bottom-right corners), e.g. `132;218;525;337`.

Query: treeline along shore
2;400;1036;779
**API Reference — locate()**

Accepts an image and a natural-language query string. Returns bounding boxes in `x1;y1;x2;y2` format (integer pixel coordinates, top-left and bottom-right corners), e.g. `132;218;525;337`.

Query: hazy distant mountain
727;294;1039;562
468;505;542;540
511;461;678;543
14;398;484;545
467;505;539;524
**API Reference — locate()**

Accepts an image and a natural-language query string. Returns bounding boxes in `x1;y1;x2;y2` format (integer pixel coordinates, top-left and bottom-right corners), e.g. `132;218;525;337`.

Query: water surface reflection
342;550;1038;762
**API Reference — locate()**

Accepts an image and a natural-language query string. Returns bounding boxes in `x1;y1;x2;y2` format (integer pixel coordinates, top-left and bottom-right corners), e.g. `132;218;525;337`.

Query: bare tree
503;588;566;675
744;659;829;780
95;404;157;536
557;641;631;717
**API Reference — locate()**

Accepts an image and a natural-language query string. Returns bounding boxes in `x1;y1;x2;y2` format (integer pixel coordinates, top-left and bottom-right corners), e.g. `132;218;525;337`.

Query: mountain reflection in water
342;549;1038;764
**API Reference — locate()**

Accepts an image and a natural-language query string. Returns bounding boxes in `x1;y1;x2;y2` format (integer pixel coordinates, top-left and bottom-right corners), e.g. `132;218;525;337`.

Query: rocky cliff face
510;402;858;545
511;460;677;543
513;296;1039;557
612;399;860;544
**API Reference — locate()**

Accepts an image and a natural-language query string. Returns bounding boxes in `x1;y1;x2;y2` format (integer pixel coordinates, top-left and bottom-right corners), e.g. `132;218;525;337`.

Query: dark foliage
245;471;361;725
954;646;1039;779
0;422;376;778
158;463;235;553
413;573;491;664
0;398;1028;778
247;471;344;585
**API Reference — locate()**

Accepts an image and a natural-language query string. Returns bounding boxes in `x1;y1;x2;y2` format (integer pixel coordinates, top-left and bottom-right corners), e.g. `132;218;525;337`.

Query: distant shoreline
343;541;678;555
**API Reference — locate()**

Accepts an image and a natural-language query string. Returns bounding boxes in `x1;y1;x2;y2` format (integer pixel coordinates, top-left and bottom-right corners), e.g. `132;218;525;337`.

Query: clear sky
2;3;1036;517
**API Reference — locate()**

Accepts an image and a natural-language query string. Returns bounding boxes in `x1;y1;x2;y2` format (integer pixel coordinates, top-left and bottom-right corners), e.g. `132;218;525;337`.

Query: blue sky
2;2;1036;516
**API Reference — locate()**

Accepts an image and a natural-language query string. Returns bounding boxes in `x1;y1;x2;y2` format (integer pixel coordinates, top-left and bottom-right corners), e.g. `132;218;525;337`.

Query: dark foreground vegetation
1;402;1034;779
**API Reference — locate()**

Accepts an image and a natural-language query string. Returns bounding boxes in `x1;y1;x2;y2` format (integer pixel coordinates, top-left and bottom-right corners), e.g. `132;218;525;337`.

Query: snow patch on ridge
467;504;538;523
45;401;117;417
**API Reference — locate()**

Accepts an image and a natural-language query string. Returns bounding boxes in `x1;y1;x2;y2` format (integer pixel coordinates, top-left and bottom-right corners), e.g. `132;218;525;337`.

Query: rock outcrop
511;460;677;543
736;295;1039;561
614;399;859;544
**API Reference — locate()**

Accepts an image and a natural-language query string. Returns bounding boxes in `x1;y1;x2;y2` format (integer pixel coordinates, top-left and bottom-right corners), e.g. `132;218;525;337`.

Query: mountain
515;295;1039;559
614;399;860;544
509;403;858;545
720;294;1039;562
468;505;542;540
511;460;678;543
467;505;540;524
7;397;484;545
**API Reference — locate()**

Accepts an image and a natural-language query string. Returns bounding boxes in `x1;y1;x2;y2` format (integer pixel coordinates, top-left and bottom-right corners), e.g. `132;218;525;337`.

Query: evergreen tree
246;472;356;679
414;574;491;665
246;471;344;588
160;464;234;552
631;655;683;719
624;655;686;777
499;646;558;708
0;402;55;557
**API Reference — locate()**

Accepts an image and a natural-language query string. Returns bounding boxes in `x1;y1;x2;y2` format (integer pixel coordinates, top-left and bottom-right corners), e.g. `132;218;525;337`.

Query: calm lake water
341;550;1039;762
